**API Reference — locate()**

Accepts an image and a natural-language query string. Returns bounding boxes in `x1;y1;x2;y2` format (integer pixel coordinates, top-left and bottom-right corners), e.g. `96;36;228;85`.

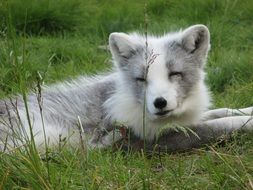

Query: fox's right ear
109;33;136;66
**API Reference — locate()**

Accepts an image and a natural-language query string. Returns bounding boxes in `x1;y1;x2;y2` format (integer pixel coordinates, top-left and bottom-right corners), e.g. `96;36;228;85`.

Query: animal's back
0;72;117;149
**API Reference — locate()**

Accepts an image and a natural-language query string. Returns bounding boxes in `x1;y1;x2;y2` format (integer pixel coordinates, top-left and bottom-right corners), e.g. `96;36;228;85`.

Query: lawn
0;0;253;189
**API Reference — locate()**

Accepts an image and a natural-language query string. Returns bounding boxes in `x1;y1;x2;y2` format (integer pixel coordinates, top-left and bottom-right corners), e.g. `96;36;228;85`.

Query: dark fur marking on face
120;49;136;59
169;71;183;78
166;41;183;53
120;46;144;60
135;78;146;84
166;60;175;68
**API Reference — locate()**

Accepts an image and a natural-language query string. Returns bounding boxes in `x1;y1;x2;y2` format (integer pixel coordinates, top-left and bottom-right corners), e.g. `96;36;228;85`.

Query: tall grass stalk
77;115;86;156
36;72;51;183
4;4;52;188
142;3;148;152
142;3;160;152
7;3;35;150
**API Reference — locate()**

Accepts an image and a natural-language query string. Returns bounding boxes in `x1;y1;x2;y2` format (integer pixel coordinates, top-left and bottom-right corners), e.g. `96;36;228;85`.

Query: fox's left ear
181;25;210;62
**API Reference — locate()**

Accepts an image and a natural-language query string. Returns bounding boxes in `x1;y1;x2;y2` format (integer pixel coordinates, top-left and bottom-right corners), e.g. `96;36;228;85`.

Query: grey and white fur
0;24;252;151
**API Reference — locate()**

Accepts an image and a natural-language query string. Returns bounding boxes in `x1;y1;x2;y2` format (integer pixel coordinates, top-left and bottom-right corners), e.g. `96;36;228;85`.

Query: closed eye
169;71;183;78
135;77;146;82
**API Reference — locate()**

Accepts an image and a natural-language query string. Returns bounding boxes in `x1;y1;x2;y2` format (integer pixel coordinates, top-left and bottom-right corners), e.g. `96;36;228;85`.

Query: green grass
0;0;253;189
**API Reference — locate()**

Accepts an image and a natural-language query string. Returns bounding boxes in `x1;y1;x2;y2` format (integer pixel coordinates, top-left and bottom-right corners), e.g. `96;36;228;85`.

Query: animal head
109;25;210;120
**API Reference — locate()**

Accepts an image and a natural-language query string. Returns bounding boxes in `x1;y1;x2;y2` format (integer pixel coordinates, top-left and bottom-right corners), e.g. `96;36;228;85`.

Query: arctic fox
0;25;252;151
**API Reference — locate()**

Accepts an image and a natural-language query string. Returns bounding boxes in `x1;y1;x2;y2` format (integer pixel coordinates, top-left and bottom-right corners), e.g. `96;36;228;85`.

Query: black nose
154;97;167;109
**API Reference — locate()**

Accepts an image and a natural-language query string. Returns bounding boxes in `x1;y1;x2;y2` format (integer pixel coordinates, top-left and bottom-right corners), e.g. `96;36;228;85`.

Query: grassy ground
0;0;253;189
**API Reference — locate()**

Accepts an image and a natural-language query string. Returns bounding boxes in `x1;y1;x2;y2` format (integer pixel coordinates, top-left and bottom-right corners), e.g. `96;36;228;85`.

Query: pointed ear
109;33;137;66
181;25;210;58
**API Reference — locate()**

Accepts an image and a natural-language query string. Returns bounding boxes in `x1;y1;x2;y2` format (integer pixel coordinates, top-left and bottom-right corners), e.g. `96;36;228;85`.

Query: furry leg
154;116;253;152
204;116;253;131
202;107;253;120
117;115;253;153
